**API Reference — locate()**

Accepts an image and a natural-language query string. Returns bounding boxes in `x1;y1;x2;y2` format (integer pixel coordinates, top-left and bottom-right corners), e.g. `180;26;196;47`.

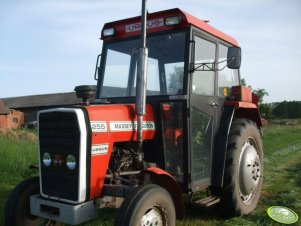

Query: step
193;196;220;207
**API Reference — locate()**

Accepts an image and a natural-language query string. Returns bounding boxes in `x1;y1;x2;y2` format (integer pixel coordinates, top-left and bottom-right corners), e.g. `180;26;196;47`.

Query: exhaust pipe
136;0;148;146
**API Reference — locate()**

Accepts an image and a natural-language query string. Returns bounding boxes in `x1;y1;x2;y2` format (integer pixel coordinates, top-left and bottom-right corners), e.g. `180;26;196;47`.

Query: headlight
165;16;181;26
102;28;115;36
66;154;76;170
42;152;51;167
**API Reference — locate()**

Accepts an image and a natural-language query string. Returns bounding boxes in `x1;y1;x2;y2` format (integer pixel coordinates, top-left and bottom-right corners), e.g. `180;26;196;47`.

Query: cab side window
218;44;239;97
192;36;216;96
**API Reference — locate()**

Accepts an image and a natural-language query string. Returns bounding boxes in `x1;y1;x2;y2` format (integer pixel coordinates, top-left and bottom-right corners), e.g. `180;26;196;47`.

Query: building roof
0;100;10;114
2;92;83;109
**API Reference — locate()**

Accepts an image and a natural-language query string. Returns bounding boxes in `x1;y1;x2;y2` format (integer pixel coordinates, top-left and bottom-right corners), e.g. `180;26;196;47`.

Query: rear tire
218;118;263;216
115;184;176;226
5;177;63;226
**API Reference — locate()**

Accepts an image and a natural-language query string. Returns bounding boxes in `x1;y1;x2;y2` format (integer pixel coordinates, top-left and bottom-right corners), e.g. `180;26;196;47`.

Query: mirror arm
215;57;236;71
191;57;237;72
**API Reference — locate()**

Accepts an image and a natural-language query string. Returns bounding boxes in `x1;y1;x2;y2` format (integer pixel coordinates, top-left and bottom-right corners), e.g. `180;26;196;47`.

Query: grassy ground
0;129;38;225
1;122;301;225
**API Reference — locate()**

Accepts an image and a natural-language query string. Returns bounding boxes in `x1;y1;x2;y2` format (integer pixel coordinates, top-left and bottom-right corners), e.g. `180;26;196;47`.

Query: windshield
99;31;186;98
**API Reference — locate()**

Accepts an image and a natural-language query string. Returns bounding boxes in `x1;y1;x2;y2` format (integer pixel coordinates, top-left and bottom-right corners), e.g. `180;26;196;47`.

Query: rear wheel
5;177;63;226
218;119;263;216
115;184;176;226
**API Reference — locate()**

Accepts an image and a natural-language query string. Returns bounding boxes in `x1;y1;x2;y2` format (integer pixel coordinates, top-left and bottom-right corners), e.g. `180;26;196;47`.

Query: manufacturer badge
109;121;155;132
125;18;164;33
53;154;64;167
91;144;109;156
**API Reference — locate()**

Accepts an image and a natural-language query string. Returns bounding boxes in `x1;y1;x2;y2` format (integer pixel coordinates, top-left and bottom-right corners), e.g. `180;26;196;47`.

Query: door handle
209;102;219;107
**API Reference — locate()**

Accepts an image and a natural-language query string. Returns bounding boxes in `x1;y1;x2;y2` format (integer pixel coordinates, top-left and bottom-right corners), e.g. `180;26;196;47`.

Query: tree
259;103;273;119
240;78;252;89
241;78;269;103
241;79;270;117
272;101;301;119
241;78;247;86
253;88;269;104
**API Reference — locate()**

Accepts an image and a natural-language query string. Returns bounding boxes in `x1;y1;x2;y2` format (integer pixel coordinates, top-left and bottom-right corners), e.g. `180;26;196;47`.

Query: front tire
5;177;63;226
218;118;263;216
115;184;176;226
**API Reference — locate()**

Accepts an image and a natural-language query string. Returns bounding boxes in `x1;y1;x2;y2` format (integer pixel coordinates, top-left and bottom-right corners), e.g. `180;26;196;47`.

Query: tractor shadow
183;204;223;221
181;204;272;225
283;161;301;188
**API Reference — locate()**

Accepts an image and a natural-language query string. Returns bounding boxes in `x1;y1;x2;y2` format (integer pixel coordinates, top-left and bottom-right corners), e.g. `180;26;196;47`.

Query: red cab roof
101;8;238;47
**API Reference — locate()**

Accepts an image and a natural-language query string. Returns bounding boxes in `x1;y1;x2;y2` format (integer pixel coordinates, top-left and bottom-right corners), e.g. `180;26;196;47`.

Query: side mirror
227;47;241;69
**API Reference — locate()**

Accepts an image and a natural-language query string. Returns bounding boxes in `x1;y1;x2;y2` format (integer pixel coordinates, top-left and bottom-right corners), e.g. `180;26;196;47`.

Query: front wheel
218;119;263;216
5;177;63;226
115;184;176;226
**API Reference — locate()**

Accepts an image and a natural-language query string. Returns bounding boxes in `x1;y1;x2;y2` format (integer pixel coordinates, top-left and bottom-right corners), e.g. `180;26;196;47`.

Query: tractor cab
96;8;242;191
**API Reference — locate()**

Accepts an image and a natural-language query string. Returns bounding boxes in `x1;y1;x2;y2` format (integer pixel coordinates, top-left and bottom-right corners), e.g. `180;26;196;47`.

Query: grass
1;122;301;225
0;129;38;225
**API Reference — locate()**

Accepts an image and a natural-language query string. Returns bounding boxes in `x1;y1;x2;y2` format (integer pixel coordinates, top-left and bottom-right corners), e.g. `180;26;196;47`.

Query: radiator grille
39;111;81;202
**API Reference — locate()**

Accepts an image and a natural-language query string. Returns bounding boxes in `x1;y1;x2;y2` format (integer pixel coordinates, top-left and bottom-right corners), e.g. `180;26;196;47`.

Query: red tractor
5;2;263;226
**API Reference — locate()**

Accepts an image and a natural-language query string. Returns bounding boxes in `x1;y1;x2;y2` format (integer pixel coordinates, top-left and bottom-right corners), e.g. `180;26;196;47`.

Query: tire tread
217;118;263;217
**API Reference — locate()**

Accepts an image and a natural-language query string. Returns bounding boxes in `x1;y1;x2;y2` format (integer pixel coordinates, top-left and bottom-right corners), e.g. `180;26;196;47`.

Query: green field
1;122;301;226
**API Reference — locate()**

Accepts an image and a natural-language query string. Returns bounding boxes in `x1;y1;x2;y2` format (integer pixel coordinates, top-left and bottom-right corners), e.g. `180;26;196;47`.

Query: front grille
39;110;81;202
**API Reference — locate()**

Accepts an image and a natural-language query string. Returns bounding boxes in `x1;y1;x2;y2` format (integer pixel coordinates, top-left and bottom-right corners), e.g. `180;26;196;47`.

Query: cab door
189;34;217;190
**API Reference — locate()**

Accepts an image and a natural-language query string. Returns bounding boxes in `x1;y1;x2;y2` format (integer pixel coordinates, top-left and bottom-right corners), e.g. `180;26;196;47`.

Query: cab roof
101;8;238;46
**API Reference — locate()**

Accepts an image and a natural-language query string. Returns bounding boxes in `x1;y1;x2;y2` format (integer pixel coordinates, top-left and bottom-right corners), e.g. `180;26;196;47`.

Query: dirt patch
0;128;37;141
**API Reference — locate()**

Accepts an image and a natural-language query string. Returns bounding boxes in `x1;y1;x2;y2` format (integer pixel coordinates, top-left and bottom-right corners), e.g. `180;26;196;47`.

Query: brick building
0;100;24;129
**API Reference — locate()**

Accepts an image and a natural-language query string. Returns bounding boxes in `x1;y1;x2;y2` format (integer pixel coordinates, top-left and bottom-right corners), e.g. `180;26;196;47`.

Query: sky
0;0;301;103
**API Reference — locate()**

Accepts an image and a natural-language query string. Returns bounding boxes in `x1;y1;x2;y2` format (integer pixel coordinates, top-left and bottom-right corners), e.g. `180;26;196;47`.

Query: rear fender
224;100;262;127
141;167;185;219
212;106;235;188
212;103;262;188
225;86;263;127
234;107;262;128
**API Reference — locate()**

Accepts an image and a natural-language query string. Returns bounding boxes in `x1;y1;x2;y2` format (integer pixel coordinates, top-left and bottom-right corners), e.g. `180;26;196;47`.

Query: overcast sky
1;0;300;103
